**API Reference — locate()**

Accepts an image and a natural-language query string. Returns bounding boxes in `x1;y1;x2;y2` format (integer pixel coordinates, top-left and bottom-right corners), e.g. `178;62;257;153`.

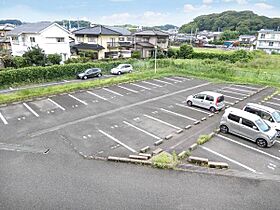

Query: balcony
107;42;120;48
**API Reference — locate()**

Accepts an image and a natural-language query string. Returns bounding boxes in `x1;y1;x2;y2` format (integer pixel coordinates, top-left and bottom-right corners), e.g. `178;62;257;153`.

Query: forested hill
179;10;280;34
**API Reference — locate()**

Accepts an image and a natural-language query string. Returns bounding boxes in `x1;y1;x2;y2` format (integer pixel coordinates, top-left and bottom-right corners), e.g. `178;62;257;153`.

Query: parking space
1;76;277;176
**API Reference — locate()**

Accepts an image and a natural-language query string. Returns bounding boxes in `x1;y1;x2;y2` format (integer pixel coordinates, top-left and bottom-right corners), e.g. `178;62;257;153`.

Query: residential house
133;30;169;58
0;24;15;53
7;22;72;61
256;29;280;54
239;35;256;45
72;25;132;59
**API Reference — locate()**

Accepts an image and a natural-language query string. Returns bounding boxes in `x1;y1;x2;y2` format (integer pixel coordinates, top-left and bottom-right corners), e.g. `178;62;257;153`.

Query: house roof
71;43;105;51
134;30;169;37
7;22;53;36
73;25;121;36
239;35;256;39
105;26;131;36
136;42;155;48
0;24;15;31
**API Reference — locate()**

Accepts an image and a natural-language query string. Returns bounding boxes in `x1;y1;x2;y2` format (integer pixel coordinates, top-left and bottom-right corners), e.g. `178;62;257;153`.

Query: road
0;150;279;210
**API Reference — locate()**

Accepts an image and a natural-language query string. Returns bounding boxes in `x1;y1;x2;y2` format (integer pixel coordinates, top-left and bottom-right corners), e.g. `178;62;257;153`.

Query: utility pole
154;46;157;74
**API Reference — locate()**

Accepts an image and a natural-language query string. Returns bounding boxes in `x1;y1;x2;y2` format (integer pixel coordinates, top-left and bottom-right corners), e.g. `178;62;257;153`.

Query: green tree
47;54;62;65
167;48;178;58
220;30;239;41
131;51;141;59
23;46;47;66
12;56;28;68
178;44;193;59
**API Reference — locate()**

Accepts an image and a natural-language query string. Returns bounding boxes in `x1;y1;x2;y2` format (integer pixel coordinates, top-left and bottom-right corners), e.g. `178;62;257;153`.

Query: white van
243;103;280;138
220;107;277;148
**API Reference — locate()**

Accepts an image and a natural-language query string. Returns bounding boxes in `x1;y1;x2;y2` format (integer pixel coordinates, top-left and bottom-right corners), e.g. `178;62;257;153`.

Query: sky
0;0;279;26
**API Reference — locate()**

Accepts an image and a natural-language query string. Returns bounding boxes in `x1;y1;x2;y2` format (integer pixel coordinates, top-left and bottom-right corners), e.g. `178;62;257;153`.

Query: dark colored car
76;68;102;80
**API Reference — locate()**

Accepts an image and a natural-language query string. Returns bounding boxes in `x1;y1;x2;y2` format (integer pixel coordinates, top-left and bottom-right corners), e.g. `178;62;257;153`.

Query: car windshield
255;119;270;132
117;65;124;69
85;69;91;73
272;111;280;123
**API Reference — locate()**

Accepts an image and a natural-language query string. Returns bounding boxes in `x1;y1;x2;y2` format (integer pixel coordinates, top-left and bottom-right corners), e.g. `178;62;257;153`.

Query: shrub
131;51;141;59
177;44;193;59
151;152;178;169
64;57;92;64
47;54;62;65
197;135;211;145
167;48;178;58
23;46;47;66
12;56;28;68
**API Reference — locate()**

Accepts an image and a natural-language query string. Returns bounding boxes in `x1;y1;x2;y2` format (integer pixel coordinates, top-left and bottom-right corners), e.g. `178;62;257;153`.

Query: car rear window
205;95;214;101
217;96;224;103
228;114;240;123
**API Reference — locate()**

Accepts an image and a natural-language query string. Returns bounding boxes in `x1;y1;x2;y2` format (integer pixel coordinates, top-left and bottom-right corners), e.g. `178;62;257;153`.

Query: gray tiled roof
73;25;121;36
105;26;131;36
134;30;169;36
7;22;53;36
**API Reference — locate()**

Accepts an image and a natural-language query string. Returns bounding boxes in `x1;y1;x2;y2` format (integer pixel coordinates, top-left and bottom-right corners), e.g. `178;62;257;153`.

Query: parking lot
0;76;278;176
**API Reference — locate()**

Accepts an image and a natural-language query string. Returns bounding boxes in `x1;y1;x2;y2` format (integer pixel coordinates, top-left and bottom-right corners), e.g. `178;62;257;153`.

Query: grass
193;47;234;54
151;151;179;169
197;135;211;145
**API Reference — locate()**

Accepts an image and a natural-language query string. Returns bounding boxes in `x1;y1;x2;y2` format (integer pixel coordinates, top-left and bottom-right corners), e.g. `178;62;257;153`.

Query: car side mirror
253;126;258;131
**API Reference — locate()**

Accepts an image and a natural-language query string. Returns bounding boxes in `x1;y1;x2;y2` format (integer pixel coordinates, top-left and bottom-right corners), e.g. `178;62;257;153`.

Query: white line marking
164;77;182;83
267;165;275;170
265;101;280;108
226;87;254;93
30;82;211;137
87;91;108;101
23;103;39;117
217;134;280;161
219;89;249;96
173;76;190;81
48;98;65;111
269;163;276;167
276;140;280;144
160;108;198;122
175;103;210;114
131;83;151;90
68;94;88;105
225;101;235;105
0;112;8;125
123;121;161;140
118;85;138;93
232;84;260;90
98;129;136;153
272;97;280;101
201;146;257;173
223;94;243;100
103;88;124;97
153;79;173;85
144;114;181;129
142;81;162;88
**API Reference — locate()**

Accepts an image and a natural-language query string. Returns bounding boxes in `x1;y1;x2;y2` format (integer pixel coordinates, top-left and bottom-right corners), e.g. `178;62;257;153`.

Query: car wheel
210;106;216;113
83;76;87;80
117;71;121;75
220;125;229;134
98;73;102;77
256;138;267;148
129;70;132;73
187;100;192;106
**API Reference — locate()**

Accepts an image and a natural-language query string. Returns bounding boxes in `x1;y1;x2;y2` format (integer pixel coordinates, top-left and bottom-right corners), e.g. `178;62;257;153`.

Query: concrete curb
176;129;184;134
152;148;163;155
208;161;229;169
188;156;208;165
189;143;198;151
129;154;149;160
178;150;188;160
154;139;163;146
139;153;152;158
140;146;150;153
201;117;207;121
194;121;200;125
165;134;173;140
185;125;192;130
208;113;214;118
108;156;152;165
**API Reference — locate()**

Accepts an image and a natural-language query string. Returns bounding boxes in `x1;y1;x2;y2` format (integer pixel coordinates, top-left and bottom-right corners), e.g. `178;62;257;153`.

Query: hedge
0;59;138;87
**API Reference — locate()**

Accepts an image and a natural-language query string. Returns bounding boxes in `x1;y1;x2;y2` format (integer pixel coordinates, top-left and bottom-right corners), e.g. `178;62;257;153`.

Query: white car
186;91;225;112
110;64;133;75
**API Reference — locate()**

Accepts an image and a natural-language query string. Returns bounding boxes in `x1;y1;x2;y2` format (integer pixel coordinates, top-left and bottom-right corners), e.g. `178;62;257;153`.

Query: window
205;95;214;102
88;36;96;43
142;37;149;42
56;37;64;43
217;96;224;103
30;37;35;42
77;36;84;42
271;34;275;39
260;34;265;39
12;36;19;44
241;118;255;128
228;114;240;123
269;42;274;46
195;94;205;100
244;107;260;116
119;37;125;42
261;111;273;122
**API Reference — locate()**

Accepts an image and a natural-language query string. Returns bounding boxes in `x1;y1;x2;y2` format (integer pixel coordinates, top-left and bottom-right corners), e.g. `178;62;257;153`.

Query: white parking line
219;89;249;96
131;83;151;90
272;97;280;101
153;79;173;85
87;91;108;101
173;76;190;81
142;81;162;88
118;85;138;93
226;87;255;93
103;88;124;97
232;84;260;90
0;112;8;125
160;108;198;122
23;103;39;117
265;101;280;108
276;140;280;144
175;103;211;114
217;134;280;161
123;121;161;140
98;129;136;153
223;94;243;100
48;98;65;111
164;77;182;83
225;101;235;105
201;146;257;173
144;114;181;129
68;94;88;105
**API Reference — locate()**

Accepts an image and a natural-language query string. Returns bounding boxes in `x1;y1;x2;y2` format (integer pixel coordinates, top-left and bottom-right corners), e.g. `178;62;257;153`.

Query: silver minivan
220;107;277;148
186;91;225;112
243;103;280;138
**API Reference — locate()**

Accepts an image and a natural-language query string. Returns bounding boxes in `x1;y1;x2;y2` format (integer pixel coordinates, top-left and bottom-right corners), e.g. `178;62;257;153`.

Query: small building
0;24;15;53
256;29;280;54
239;35;256;45
133;30;169;58
72;25;132;59
7;22;72;62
